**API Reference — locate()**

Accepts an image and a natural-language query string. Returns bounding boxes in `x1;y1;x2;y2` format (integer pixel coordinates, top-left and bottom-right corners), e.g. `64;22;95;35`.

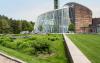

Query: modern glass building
34;6;71;33
34;2;92;33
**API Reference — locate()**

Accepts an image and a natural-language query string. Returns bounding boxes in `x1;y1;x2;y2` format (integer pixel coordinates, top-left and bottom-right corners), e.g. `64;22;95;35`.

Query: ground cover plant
67;34;100;63
0;34;69;63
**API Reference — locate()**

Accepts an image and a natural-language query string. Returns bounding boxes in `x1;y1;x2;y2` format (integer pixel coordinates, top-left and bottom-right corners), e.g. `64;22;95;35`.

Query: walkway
63;34;91;63
0;52;25;63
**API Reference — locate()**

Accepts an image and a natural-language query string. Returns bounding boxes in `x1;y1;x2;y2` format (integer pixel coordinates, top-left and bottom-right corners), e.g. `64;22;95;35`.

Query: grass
67;34;100;63
0;34;69;63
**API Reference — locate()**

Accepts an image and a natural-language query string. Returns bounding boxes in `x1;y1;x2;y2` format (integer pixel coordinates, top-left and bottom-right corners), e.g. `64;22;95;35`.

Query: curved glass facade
34;2;92;33
34;6;71;33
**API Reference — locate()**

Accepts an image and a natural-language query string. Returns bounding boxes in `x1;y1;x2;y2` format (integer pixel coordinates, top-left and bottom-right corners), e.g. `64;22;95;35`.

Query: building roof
63;2;92;12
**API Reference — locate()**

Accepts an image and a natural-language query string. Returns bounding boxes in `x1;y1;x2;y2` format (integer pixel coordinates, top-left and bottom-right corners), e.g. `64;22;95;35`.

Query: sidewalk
63;34;91;63
0;52;25;63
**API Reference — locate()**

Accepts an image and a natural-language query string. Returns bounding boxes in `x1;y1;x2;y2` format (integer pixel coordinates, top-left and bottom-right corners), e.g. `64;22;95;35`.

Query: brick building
65;2;92;33
90;18;100;33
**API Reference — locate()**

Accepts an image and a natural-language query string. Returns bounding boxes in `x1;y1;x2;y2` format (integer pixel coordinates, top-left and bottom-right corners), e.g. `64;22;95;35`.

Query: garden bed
0;34;69;63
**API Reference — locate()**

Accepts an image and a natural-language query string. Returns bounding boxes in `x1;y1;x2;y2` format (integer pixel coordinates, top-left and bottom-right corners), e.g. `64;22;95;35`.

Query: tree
22;20;29;31
27;22;34;32
68;23;75;32
0;15;35;34
30;21;35;30
21;20;34;32
38;25;43;32
14;20;22;34
0;19;10;33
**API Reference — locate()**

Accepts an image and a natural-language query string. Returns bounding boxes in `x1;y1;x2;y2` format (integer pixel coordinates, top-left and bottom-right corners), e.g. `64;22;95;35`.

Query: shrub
48;37;59;41
21;47;35;55
68;23;75;32
0;35;53;56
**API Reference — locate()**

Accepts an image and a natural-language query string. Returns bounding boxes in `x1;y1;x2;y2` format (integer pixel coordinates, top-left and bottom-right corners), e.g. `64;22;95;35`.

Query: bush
0;35;53;56
0;36;13;47
21;47;35;55
68;23;75;32
48;37;59;41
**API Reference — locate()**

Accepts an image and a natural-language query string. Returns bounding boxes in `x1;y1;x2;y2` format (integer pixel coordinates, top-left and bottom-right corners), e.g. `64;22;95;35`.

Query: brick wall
74;4;92;33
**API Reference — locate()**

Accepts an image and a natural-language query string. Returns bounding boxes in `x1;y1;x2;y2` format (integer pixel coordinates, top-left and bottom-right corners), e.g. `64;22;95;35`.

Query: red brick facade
65;2;92;33
74;4;92;33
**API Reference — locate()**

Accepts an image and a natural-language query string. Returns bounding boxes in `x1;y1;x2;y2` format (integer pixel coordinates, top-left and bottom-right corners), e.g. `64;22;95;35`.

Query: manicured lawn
0;34;69;63
67;34;100;63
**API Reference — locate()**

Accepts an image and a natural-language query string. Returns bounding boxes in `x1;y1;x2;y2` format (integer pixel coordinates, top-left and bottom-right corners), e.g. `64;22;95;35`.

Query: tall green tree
27;22;34;32
13;20;22;34
22;21;34;32
0;15;35;34
68;23;75;32
0;19;10;33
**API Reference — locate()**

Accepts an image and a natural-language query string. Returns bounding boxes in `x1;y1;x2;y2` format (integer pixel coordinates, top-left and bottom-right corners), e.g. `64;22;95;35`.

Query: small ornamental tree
39;25;43;32
68;23;75;32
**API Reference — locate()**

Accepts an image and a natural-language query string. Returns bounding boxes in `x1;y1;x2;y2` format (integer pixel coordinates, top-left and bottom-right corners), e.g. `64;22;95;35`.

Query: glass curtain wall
34;6;71;33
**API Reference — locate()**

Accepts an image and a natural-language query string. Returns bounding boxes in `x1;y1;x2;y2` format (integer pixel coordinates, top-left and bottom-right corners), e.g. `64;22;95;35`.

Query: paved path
0;52;25;63
63;34;91;63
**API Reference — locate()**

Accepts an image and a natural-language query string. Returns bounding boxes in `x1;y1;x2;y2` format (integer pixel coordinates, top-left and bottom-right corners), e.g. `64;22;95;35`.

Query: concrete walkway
0;52;25;63
63;34;91;63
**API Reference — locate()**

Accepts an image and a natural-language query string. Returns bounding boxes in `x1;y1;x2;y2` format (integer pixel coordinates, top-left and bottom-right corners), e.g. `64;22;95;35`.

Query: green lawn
0;34;69;63
67;34;100;63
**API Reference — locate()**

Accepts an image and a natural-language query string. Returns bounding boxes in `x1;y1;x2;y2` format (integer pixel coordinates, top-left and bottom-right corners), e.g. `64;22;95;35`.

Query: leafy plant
68;23;75;32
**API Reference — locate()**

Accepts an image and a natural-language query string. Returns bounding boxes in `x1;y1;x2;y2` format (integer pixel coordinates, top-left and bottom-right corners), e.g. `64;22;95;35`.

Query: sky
0;0;100;22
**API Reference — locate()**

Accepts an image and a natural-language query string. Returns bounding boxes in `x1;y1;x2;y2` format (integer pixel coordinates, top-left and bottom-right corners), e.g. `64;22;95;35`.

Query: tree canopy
68;23;75;32
0;15;35;34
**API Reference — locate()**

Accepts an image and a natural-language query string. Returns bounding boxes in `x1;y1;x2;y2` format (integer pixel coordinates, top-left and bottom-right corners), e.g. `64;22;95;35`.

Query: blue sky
0;0;100;22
